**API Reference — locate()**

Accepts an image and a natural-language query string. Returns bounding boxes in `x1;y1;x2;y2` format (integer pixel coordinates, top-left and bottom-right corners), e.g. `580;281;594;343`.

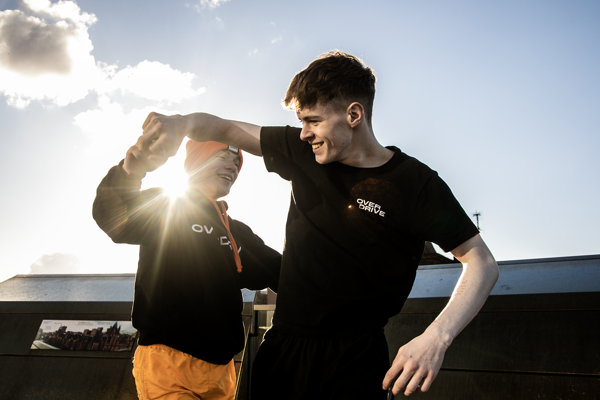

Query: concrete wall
0;275;256;400
0;301;137;400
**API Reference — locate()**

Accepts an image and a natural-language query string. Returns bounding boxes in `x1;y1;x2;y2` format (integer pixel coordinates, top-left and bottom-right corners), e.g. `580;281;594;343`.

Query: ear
346;102;365;128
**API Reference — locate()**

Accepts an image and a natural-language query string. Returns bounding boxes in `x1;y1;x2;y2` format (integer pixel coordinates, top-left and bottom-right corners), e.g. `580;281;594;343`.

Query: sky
0;0;599;283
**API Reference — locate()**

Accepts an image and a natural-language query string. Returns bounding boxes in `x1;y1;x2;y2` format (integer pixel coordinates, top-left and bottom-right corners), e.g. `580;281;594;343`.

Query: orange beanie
184;141;243;175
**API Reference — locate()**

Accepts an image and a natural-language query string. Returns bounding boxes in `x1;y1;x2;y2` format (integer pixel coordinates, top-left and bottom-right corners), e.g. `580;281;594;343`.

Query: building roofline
417;253;600;270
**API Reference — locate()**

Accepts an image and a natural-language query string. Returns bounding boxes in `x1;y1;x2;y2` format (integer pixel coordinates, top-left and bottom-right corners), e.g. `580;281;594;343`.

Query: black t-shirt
261;126;479;335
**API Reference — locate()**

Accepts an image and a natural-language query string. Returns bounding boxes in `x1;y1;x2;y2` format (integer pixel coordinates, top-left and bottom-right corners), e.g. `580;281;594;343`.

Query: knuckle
404;360;418;371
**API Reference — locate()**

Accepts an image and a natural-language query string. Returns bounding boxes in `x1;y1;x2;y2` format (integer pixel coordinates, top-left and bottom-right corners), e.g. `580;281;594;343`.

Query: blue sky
1;0;599;283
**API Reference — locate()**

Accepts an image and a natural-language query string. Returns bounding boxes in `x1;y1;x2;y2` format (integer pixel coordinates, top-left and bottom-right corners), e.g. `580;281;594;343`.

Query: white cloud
0;2;100;107
101;61;205;104
73;96;188;193
188;0;230;12
199;0;230;10
73;96;169;161
29;252;82;274
0;1;204;108
73;96;188;165
271;35;282;44
248;48;258;57
24;0;97;26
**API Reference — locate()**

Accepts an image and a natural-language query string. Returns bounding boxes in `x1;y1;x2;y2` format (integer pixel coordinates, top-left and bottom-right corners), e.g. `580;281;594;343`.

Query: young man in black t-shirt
136;51;499;399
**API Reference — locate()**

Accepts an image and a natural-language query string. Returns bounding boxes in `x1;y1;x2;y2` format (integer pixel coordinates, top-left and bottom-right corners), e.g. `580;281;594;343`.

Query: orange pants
132;344;236;400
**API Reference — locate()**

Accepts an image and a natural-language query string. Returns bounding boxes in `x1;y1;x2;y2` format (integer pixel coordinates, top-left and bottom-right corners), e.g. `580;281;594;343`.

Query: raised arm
138;112;263;159
383;234;499;396
93;137;170;245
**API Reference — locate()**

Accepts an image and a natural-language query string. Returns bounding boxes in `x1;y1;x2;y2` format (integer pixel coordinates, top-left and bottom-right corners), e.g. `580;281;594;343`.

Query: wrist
186;112;225;143
185;113;204;142
424;320;455;348
120;163;146;180
179;113;194;141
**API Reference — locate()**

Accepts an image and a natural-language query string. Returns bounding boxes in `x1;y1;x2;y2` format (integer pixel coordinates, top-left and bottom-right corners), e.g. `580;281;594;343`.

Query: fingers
145;154;169;172
394;368;426;396
383;343;440;397
139;112;183;158
142;111;162;130
382;362;401;389
123;145;147;178
389;358;422;396
419;372;435;393
138;115;161;153
124;142;168;175
148;134;177;158
128;144;145;160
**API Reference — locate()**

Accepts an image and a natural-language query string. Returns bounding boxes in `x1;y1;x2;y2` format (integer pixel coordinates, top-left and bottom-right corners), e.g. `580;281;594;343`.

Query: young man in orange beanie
93;137;280;400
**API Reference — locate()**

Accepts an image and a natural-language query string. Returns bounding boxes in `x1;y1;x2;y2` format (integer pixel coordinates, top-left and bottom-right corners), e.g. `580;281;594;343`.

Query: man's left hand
382;326;451;397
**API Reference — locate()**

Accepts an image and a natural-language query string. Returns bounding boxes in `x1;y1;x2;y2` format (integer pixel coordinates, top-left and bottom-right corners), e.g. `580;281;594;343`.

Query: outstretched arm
138;112;263;158
382;234;498;396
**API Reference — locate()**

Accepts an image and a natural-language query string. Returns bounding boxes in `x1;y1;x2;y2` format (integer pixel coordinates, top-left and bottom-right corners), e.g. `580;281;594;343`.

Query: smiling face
188;149;240;199
297;102;355;165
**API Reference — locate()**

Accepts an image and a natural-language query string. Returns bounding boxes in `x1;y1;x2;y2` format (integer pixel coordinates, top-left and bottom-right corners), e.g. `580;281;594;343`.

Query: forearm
426;236;499;345
93;163;165;245
140;112;263;158
93;163;143;242
184;113;263;156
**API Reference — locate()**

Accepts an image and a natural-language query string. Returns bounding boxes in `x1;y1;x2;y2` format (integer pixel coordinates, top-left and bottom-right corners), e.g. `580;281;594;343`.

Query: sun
163;174;189;199
140;139;189;198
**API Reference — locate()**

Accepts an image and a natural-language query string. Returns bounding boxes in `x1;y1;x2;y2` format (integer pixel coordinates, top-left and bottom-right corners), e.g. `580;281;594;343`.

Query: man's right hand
138;112;188;159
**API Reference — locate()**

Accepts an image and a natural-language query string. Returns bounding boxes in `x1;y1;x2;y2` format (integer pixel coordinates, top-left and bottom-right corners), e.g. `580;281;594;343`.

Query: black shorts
251;326;390;400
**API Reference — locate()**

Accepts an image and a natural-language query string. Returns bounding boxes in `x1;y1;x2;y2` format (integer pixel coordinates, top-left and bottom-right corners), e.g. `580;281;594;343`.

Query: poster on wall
31;320;137;352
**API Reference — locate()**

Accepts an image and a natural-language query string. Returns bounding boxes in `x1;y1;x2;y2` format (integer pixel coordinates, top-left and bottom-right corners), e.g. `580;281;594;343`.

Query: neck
340;126;394;168
186;186;222;201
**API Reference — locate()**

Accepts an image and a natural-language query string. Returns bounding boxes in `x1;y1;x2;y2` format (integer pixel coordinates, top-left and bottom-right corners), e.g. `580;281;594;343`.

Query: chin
315;154;333;165
214;188;231;199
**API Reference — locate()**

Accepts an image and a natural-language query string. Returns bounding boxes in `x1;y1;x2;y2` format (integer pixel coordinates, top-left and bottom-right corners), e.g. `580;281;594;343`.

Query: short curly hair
283;50;377;125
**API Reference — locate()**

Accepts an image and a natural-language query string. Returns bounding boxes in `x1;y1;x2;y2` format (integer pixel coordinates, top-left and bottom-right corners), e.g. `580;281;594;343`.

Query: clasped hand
123;113;190;177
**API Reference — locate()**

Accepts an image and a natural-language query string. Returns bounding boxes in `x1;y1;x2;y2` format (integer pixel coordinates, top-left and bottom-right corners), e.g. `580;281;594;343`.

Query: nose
225;159;239;177
225;160;237;172
300;126;313;142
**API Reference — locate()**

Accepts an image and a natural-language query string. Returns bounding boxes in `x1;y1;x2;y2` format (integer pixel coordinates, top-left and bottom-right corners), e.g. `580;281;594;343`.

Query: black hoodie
93;162;280;364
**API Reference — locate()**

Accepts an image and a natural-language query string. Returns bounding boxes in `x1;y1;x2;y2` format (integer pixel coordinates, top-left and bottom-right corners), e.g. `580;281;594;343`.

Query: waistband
271;317;387;339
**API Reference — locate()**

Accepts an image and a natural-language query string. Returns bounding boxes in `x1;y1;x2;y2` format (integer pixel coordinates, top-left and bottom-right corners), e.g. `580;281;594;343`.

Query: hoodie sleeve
231;219;281;293
92;160;169;246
